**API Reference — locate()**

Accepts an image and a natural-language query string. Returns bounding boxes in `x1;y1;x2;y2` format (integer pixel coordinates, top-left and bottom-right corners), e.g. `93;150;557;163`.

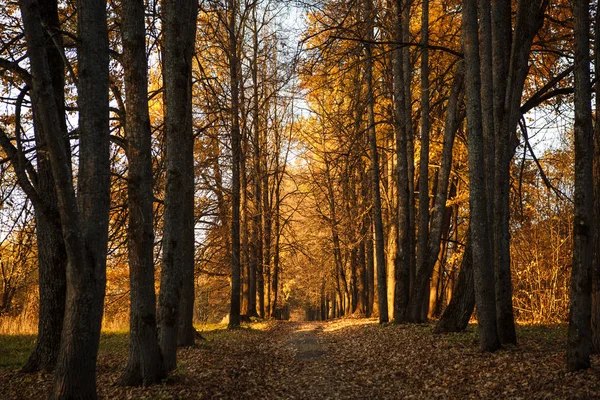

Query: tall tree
392;0;411;324
409;61;464;323
21;0;111;395
490;0;547;345
118;0;166;385
364;0;387;323
0;0;68;374
409;0;431;323
567;0;593;372
462;0;500;352
592;0;600;354
228;0;243;327
158;0;198;370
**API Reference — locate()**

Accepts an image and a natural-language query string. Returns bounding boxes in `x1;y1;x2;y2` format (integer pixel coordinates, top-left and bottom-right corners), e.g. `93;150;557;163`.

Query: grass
0;334;36;369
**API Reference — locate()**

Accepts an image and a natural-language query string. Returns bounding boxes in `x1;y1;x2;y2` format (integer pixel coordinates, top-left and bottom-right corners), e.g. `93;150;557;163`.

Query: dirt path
3;319;600;399
282;322;326;361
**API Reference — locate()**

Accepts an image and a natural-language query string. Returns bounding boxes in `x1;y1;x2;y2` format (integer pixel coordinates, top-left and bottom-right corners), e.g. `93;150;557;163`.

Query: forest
0;0;599;398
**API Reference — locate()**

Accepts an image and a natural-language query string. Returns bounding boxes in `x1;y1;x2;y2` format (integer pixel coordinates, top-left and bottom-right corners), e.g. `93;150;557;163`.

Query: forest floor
2;318;600;399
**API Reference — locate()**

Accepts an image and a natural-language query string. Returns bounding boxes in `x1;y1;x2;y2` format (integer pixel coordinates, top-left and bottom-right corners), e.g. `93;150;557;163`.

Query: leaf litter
1;319;600;399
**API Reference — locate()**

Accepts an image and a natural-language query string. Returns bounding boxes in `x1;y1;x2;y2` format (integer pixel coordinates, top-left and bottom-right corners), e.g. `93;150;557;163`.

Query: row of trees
0;0;297;397
294;0;597;371
0;0;599;397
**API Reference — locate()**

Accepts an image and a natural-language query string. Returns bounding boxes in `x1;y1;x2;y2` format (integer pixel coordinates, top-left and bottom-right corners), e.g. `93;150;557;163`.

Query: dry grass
0;315;38;336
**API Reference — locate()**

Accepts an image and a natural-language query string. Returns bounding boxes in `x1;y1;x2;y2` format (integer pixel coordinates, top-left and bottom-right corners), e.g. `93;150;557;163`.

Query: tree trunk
434;234;475;333
567;0;593;372
409;62;463;323
228;0;243;328
16;0;67;374
491;0;547;345
392;0;410;323
411;0;430;324
364;0;387;324
251;8;265;319
158;0;198;369
591;0;600;354
118;0;166;385
462;0;500;352
366;213;375;318
21;0;112;395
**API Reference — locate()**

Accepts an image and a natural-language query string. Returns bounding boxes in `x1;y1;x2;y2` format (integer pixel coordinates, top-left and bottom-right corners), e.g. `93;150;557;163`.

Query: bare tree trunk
434;234;474;333
158;0;198;368
462;0;500;352
14;0;67;374
567;0;593;372
491;0;547;345
20;0;111;394
364;0;387;324
392;0;410;323
272;177;281;316
403;0;416;300
250;7;265;319
410;0;431;322
228;0;242;327
118;0;166;385
410;62;463;322
591;0;600;354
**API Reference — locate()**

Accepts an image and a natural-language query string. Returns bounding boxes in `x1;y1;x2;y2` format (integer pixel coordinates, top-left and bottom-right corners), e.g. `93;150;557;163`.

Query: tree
364;0;388;324
461;0;500;352
566;0;593;372
118;0;166;385
413;61;464;325
21;0;112;396
391;0;410;324
158;0;199;370
228;0;243;328
0;0;68;373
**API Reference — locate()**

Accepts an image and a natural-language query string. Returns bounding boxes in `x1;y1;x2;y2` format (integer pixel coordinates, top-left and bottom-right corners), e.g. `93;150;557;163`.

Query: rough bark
47;0;111;393
434;234;474;333
567;0;593;372
409;62;464;322
158;0;198;369
366;212;375;318
591;0;600;354
228;0;243;328
391;0;411;324
118;0;166;385
13;0;67;374
462;0;500;352
491;0;547;345
21;0;112;395
364;0;387;323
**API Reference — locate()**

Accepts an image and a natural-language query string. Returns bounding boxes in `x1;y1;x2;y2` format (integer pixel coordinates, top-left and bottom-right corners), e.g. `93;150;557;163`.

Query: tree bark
591;0;600;354
567;0;593;372
228;0;243;327
13;0;68;374
364;0;387;323
491;0;547;345
392;0;411;323
409;62;463;322
20;0;112;395
462;0;500;352
434;234;475;333
158;0;198;369
118;0;166;385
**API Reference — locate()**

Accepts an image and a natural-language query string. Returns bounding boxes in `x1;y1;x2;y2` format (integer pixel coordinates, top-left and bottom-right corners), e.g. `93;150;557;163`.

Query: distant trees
0;0;599;394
